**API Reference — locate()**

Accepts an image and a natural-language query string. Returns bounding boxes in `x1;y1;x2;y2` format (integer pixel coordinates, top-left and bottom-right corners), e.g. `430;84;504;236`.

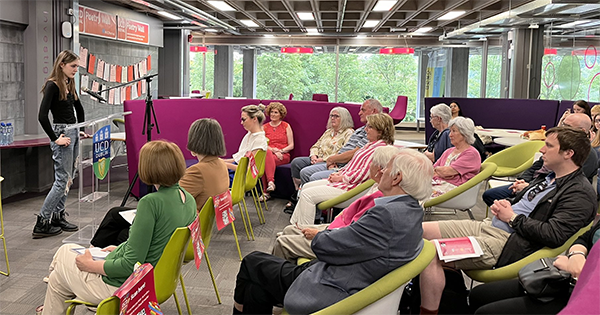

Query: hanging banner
79;5;117;40
187;216;205;269
118;17;150;44
245;152;259;179
214;191;235;231
113;263;162;315
93;125;111;180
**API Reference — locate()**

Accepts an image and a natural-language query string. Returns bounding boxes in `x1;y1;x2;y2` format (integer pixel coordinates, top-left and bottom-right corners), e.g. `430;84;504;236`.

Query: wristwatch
508;214;519;228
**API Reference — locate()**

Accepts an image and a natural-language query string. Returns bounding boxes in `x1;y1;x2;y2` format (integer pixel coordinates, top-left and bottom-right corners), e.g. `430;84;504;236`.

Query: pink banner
79;5;117;39
187;216;205;269
214;191;235;230
118;17;149;44
113;263;162;315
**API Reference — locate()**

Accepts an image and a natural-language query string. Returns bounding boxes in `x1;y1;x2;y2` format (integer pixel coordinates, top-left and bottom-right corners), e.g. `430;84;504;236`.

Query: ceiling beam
280;0;306;31
252;0;289;32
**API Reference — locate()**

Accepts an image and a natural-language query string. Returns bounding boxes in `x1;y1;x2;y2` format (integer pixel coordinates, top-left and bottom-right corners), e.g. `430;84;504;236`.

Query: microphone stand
91;74;161;206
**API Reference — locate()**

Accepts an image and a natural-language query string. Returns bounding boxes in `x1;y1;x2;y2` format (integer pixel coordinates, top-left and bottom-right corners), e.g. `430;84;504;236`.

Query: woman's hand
310;155;319;164
433;166;459;178
302;228;319;240
55;134;71;146
275;151;284;160
75;250;95;272
102;245;117;252
79;131;92;139
328;172;343;183
424;151;435;162
554;255;586;278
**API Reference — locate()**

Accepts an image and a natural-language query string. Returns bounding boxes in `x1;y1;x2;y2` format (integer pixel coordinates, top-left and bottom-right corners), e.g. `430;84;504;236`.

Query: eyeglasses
527;181;549;201
429;116;439;121
330;114;340;119
241;117;247;122
365;124;372;129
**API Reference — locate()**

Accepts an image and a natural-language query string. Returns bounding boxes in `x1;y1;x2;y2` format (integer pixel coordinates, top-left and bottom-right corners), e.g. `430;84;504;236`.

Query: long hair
41;50;79;101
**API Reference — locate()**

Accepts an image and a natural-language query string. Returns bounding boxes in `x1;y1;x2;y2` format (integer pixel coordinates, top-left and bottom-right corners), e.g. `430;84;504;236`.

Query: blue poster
93;125;111;180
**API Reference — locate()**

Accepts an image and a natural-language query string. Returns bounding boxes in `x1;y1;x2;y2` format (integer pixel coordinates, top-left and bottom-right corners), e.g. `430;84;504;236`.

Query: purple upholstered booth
424;98;561;140
556;100;600;126
124;99;365;199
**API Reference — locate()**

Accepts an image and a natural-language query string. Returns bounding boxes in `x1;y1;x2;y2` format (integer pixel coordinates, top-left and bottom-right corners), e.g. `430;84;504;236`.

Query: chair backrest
184;197;217;262
484;140;545;170
317;179;376;210
390;96;408;124
231;157;249;204
424;162;497;208
311;240;436;315
153;227;192;303
191;90;200;93
312;94;329;102
95;296;120;314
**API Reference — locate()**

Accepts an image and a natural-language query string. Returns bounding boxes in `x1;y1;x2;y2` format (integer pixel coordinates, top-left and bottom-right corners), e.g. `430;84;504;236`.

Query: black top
38;81;85;141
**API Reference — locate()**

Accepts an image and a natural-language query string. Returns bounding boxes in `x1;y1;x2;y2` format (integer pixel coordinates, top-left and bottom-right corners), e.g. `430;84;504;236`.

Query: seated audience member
41;140;197;314
419;127;597;315
233;149;434;315
261;102;295;200
273;146;400;261
299;99;383;184
469;217;600;314
224;104;268;184
431;117;481;197
289;113;395;226
447;101;487;161
290;107;354;190
482;113;598;206
91;119;229;248
591;104;600;117
559;100;591;126
425;104;453;162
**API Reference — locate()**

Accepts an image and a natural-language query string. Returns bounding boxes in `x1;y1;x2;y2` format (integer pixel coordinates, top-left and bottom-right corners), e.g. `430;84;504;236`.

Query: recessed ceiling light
363;20;380;28
356;34;366;38
414;27;433;33
297;12;314;21
264;34;274;38
157;11;180;20
315;46;323;49
204;28;218;33
437;11;466;21
306;28;319;34
556;20;592;28
207;1;236;11
240;20;259;27
373;1;397;12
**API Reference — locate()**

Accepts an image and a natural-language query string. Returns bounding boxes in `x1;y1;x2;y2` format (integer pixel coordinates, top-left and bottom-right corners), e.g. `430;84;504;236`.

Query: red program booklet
433;236;484;263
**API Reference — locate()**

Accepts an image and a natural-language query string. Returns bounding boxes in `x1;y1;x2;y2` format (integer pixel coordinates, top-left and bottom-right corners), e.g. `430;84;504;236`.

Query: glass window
189;48;214;95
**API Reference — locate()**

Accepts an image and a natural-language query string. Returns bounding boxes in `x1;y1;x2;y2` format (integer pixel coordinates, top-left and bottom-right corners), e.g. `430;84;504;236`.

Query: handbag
518;257;572;302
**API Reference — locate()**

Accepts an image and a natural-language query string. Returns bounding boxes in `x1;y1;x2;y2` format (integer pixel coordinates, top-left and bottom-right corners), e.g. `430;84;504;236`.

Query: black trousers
90;206;133;248
234;251;314;315
470;278;570;314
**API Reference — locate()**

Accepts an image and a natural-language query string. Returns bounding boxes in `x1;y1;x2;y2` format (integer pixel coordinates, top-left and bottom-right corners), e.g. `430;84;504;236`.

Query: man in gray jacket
232;149;434;315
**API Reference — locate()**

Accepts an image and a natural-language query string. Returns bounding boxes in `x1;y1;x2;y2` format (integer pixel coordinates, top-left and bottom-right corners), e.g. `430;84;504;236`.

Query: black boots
32;215;62;239
32;211;78;239
51;211;79;232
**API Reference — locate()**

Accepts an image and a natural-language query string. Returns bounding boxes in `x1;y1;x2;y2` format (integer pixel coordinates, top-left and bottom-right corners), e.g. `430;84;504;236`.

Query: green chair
179;197;222;315
66;227;192;315
309;240;436;315
464;222;593;284
229;157;249;258
243;150;266;229
483;140;545;178
0;176;9;276
317;179;376;222
424;163;497;220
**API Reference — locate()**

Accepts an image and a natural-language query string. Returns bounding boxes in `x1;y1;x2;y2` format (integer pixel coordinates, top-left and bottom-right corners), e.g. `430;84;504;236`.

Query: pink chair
312;94;329;102
191;90;200;93
390;96;408;125
289;93;294;100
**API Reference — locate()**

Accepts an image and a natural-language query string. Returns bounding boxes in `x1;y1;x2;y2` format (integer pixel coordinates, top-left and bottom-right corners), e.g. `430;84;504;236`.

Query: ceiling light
414;27;433;33
363;20;380;28
315;46;323;50
544;48;557;55
373;1;397;12
437;11;466;21
264;34;274;38
379;47;414;54
556;20;592;28
297;12;314;21
207;1;236;11
356;34;366;38
528;23;539;29
204;28;218;33
306;28;320;34
157;11;180;20
281;47;313;54
240;20;259;27
190;46;208;52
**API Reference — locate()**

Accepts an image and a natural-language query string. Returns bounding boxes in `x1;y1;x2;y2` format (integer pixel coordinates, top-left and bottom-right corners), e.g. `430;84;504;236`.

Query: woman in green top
40;140;197;314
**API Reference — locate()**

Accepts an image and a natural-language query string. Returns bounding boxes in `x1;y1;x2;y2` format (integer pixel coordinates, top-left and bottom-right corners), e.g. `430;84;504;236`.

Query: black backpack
399;267;470;314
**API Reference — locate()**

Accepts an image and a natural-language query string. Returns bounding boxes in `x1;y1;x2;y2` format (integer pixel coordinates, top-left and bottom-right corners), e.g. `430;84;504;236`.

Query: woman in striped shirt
289;113;395;226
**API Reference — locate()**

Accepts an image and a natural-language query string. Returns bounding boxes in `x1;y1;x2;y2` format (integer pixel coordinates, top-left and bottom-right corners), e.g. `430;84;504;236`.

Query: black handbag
518;257;572;302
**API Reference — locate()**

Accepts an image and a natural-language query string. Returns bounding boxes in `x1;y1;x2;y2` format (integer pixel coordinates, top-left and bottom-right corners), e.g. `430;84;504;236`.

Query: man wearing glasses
419;126;598;315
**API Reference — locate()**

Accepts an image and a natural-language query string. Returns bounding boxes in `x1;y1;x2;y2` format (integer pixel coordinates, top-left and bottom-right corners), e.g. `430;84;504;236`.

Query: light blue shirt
374;194;408;206
492;173;556;233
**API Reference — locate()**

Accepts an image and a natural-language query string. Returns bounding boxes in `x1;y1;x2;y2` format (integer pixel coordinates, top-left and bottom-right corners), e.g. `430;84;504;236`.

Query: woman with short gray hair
425;104;453;162
431;116;481;197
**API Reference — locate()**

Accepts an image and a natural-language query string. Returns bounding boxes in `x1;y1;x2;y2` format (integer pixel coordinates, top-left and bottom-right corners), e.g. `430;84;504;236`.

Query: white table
394;139;428;149
493;137;528;147
475;128;526;138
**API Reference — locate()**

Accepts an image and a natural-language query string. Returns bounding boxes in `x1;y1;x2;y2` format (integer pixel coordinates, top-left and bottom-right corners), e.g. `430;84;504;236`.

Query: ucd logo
93;125;111;180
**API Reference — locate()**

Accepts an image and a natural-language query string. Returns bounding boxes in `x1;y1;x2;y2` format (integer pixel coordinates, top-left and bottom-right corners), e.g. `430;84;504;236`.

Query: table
394;139;428;150
493;137;529;147
475;128;526;138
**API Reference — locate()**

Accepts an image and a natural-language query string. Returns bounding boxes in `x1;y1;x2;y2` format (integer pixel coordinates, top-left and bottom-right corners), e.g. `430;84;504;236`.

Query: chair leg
230;221;243;261
0;235;9;276
204;251;222;304
257;180;269;212
173;291;183;315
237;203;251;241
467;209;475;220
65;304;76;315
251;187;265;224
241;198;256;241
179;274;193;315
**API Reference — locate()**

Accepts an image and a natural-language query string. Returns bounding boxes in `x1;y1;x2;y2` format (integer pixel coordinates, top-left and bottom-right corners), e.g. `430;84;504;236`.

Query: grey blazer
283;194;424;315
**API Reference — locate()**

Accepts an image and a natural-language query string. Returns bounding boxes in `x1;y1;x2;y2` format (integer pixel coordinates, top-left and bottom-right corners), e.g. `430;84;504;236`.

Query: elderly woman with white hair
431;116;481;197
425;104;453;162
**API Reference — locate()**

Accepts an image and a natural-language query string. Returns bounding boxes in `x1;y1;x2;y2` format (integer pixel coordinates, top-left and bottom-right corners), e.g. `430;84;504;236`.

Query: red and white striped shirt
328;140;386;191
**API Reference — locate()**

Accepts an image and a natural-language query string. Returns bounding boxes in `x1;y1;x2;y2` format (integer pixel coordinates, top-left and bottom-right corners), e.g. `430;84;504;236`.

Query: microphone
82;87;107;103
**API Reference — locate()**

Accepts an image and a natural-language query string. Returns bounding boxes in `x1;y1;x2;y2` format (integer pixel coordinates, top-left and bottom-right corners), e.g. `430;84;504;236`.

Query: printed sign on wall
79;5;117;40
118;17;150;44
93;125;111;180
